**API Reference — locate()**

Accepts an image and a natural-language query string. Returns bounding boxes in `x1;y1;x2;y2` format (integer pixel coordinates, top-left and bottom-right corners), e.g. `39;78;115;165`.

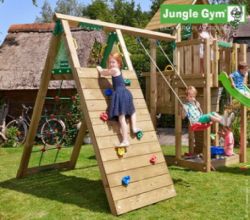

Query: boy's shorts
198;112;216;123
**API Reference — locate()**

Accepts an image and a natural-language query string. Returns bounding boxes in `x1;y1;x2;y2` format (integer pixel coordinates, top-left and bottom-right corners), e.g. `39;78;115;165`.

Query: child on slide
230;62;250;98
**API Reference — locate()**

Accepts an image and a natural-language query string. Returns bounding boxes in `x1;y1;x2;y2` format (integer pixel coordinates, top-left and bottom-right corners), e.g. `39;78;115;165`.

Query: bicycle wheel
6;119;27;144
40;119;66;147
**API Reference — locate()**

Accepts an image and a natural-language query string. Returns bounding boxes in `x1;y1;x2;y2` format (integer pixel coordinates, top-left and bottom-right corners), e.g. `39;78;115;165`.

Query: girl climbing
97;52;141;147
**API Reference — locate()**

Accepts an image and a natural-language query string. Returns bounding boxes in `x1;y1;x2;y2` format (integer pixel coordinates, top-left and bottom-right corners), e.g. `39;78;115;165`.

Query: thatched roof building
234;16;250;40
0;23;105;117
234;16;250;66
0;23;105;90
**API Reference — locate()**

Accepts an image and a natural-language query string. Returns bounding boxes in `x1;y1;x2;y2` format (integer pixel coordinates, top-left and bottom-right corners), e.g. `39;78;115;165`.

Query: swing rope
136;37;186;110
156;40;188;89
137;37;213;130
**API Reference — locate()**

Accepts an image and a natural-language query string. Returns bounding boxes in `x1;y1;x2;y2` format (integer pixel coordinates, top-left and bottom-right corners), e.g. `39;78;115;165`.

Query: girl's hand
96;66;103;74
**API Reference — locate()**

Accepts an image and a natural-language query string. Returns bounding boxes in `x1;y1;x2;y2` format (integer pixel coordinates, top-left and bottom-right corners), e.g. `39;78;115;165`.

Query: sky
0;0;152;44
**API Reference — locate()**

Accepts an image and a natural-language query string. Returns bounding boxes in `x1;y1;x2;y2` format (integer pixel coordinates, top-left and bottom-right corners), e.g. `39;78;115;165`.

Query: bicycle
6;104;66;147
0;104;9;144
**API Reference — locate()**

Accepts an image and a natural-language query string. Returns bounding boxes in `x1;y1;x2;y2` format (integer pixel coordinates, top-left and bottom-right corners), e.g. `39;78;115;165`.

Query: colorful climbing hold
100;112;108;121
122;176;131;186
116;147;127;157
135;130;143;140
150;155;157;165
104;88;113;96
124;79;131;86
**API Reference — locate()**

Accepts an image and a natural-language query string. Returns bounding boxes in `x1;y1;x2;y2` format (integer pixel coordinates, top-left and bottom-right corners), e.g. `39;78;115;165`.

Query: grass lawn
0;145;249;220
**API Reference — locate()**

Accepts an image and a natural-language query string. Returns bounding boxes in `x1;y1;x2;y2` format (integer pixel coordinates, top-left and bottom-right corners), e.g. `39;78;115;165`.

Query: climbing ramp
17;14;176;216
219;72;250;108
77;67;176;215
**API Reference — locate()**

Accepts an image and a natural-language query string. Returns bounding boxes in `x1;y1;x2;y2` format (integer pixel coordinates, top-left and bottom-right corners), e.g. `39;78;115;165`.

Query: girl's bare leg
131;112;140;133
119;114;129;143
131;112;136;132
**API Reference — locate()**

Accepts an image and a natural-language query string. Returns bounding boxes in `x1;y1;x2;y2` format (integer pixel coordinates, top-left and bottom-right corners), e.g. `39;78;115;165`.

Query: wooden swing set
16;13;176;216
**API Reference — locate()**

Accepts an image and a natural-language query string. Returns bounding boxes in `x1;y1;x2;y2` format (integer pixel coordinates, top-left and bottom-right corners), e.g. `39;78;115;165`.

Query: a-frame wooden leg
17;35;62;178
69;117;88;169
115;29;133;71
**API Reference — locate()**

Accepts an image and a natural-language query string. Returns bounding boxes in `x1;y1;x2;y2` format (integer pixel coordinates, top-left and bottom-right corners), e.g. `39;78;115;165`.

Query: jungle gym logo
160;5;246;24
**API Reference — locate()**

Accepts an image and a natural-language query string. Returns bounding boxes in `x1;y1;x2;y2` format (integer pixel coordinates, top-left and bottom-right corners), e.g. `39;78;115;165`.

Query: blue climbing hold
104;88;113;96
122;176;131;186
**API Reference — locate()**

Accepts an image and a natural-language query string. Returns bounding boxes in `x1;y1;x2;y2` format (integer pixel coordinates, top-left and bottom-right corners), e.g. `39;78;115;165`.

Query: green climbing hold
124;79;131;86
136;131;143;140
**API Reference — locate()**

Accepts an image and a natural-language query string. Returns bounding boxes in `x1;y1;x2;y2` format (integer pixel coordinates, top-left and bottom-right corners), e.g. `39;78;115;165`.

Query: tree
54;0;85;17
83;0;113;22
149;0;165;17
35;0;53;23
36;0;86;22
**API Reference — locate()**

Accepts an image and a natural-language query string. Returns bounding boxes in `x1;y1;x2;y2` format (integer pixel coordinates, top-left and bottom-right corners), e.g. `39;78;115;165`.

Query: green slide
219;71;250;108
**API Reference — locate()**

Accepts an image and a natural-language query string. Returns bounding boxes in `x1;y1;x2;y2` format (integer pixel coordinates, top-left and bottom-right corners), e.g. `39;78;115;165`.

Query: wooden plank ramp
77;67;176;215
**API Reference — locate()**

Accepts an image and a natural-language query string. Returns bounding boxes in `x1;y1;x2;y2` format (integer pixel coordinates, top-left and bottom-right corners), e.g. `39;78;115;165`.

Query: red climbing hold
150;155;157;164
100;112;108;121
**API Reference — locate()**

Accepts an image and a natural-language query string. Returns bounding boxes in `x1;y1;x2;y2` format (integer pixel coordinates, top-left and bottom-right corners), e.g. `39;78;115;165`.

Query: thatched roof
0;23;105;90
234;16;250;38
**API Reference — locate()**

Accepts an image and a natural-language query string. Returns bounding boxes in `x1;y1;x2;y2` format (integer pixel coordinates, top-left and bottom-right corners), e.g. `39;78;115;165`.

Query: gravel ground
156;128;189;146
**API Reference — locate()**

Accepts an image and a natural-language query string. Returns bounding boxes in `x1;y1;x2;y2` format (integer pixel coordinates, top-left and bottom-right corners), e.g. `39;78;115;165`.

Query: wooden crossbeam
54;13;176;41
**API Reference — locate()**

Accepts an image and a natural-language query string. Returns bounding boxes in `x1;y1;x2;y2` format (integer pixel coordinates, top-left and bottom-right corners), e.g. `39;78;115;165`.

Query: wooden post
116;29;134;71
69;118;88;169
233;43;238;71
212;40;219;146
239;44;247;163
174;26;182;160
16;34;61;178
188;129;195;153
203;39;211;172
213;39;219;87
150;39;157;127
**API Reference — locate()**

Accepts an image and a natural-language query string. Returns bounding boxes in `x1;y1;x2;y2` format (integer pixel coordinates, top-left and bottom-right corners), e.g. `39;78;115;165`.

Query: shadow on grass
172;178;191;187
0;171;110;214
169;162;250;176
215;166;250;176
87;155;96;160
